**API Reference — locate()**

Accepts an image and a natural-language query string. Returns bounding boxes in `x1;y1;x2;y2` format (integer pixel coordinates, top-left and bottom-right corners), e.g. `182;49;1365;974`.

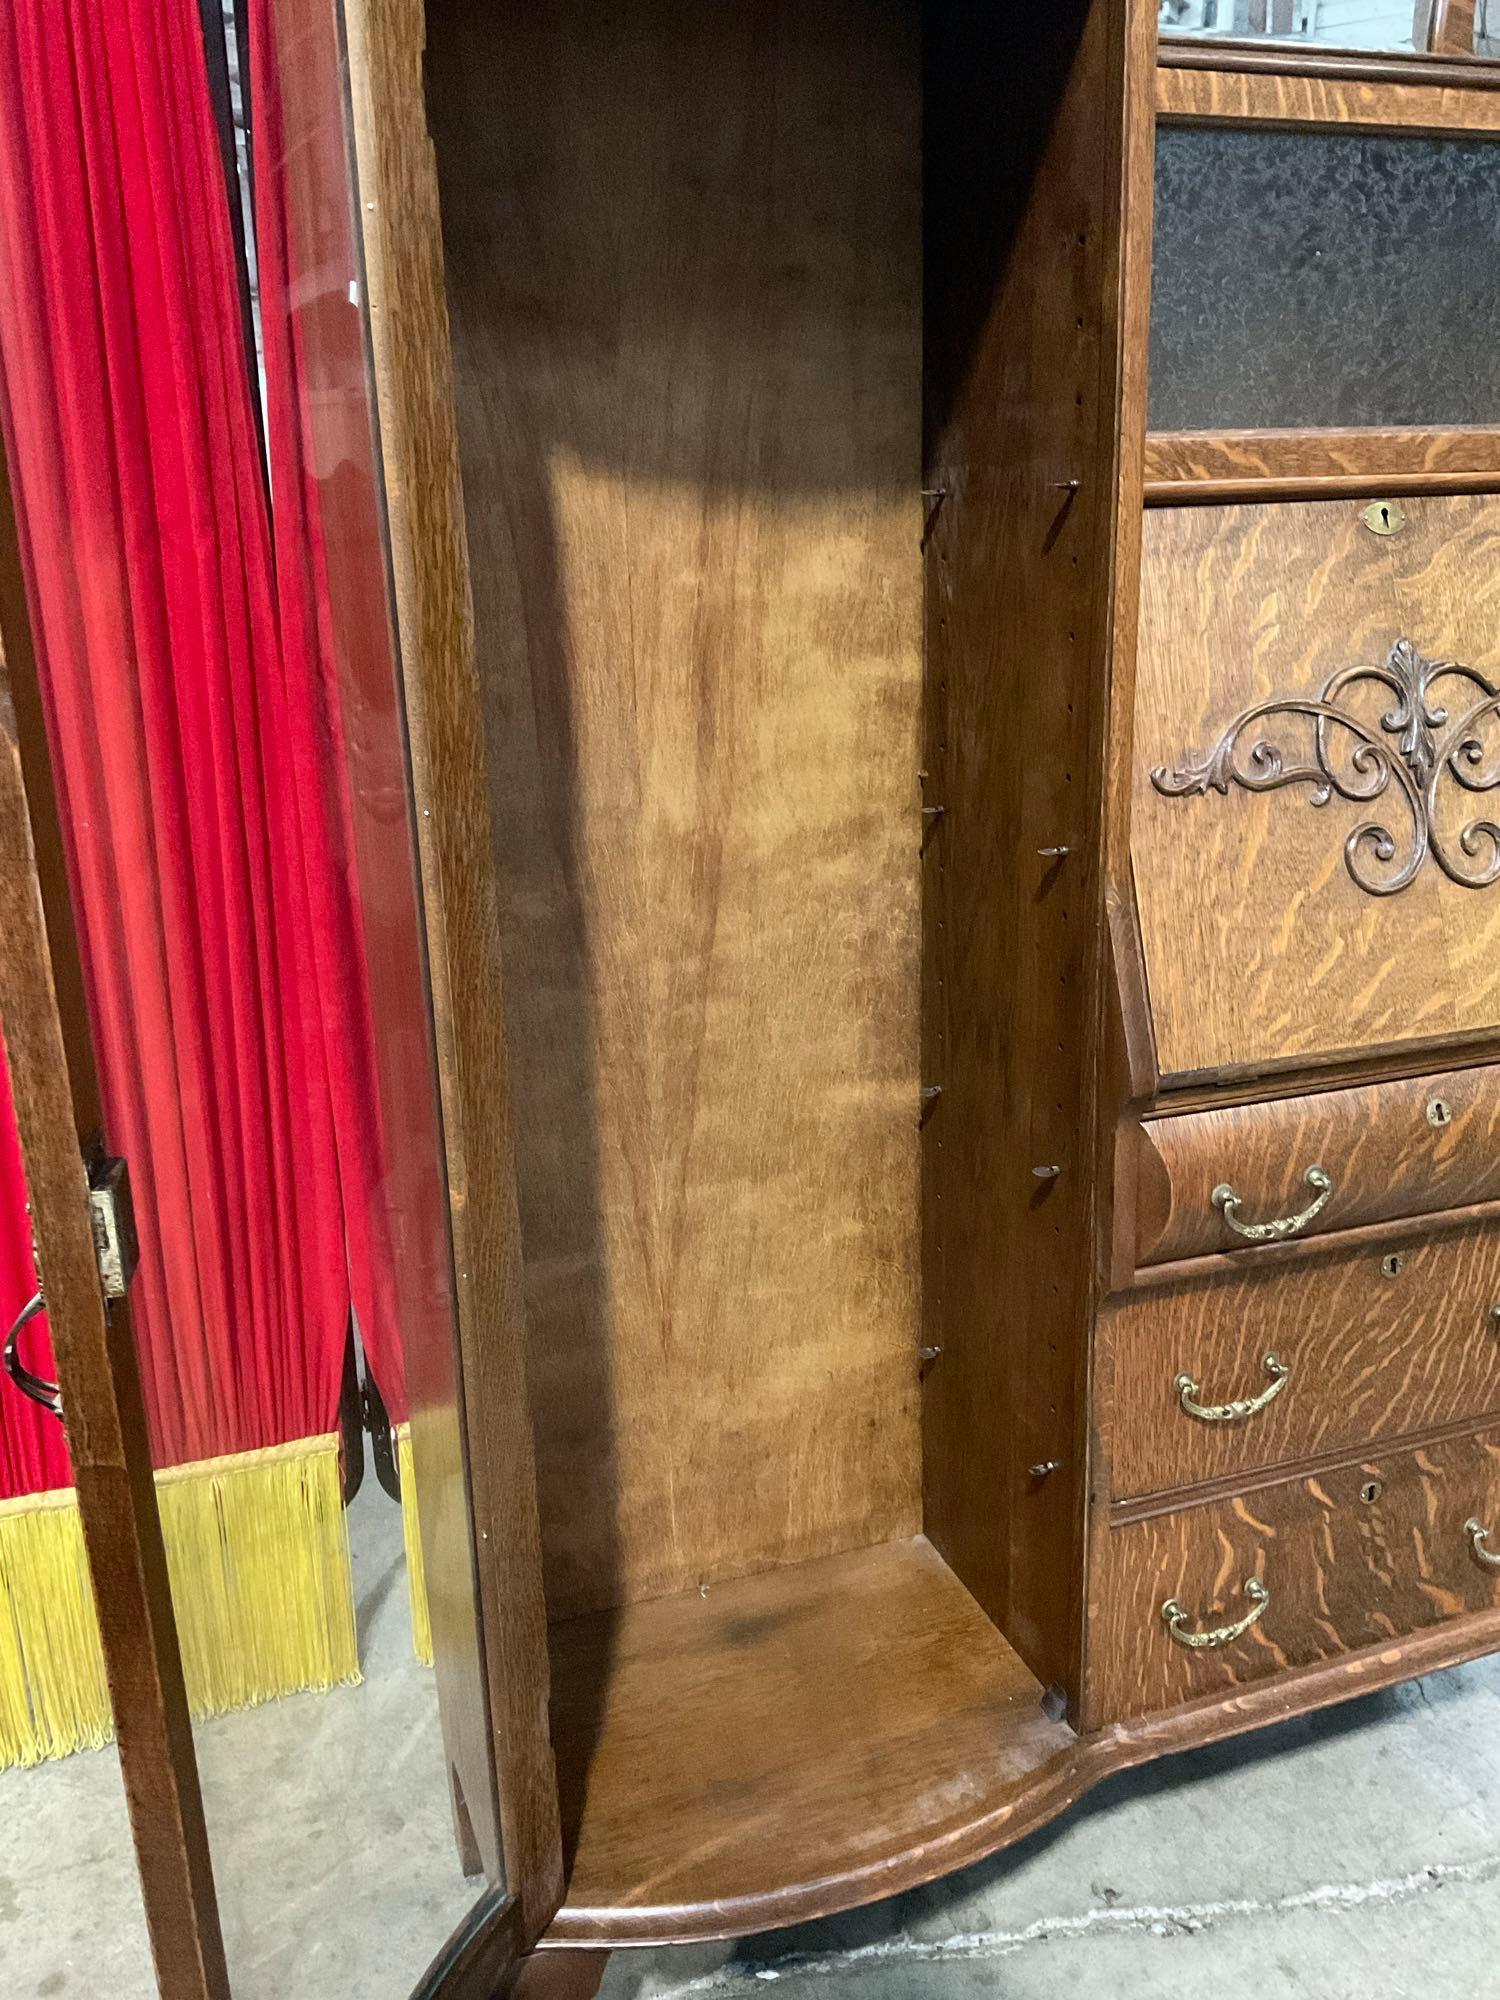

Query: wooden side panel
1133;496;1500;1082
425;0;923;1619
1103;1225;1500;1500
344;0;563;1937
0;433;228;1995
1089;1424;1500;1722
922;0;1146;1696
1139;1064;1500;1264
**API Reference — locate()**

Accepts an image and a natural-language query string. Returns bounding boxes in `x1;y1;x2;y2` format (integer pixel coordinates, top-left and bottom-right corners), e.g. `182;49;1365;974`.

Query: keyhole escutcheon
1361;498;1406;537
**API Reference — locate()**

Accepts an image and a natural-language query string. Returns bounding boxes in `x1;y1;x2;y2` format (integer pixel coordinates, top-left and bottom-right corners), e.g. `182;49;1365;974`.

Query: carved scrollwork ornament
1151;638;1500;897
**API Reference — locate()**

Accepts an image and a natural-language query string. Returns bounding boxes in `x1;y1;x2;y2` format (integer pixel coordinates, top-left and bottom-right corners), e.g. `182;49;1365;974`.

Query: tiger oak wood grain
1133;496;1500;1082
1090;1425;1500;1722
1103;1224;1500;1498
426;0;922;1620
1138;1064;1500;1264
1144;427;1500;505
1155;60;1500;133
345;0;563;1929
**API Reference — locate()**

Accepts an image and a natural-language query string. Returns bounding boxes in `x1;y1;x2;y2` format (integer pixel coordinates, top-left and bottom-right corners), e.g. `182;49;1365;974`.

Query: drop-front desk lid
1131;493;1500;1086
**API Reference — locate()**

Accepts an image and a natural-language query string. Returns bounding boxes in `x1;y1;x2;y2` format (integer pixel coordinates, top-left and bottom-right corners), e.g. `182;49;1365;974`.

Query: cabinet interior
419;0;1113;1923
432;0;924;1629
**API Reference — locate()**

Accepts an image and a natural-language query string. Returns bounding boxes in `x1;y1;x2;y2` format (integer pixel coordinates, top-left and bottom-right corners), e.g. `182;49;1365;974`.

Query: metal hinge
87;1154;139;1302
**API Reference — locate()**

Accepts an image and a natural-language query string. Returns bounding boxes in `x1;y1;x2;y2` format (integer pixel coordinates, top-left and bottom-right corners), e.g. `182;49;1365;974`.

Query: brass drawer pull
1212;1165;1332;1243
1465;1519;1500;1572
1175;1352;1289;1425
1161;1577;1269;1650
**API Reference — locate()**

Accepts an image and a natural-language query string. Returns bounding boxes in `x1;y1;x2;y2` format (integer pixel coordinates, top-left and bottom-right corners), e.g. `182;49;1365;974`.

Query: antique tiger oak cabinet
338;0;1500;1987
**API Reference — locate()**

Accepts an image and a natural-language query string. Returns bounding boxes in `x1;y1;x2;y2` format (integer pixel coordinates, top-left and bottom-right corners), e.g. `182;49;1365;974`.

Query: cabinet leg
505;1950;610;1999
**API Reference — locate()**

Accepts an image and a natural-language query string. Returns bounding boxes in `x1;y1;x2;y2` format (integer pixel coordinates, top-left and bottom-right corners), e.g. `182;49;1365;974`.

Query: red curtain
248;0;472;1438
0;0;385;1488
0;1042;67;1496
246;0;409;1424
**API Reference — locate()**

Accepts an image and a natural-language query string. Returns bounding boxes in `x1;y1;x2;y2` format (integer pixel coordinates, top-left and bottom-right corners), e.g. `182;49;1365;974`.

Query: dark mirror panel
1158;0;1424;50
1150;126;1500;431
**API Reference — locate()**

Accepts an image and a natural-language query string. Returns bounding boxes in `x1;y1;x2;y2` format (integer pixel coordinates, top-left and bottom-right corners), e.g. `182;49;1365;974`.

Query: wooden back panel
425;0;922;1619
1133;496;1500;1083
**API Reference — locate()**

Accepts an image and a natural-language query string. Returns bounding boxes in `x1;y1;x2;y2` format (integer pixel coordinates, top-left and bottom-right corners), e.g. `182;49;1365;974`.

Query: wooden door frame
0;433;230;1997
342;0;564;1942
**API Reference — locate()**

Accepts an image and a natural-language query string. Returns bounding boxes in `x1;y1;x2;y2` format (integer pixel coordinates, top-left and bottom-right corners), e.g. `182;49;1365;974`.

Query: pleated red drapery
0;0;368;1489
245;0;412;1428
0;1044;67;1498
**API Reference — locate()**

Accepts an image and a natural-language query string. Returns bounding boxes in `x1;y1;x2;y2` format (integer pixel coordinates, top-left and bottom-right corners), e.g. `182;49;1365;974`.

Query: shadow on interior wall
422;0;1097;1878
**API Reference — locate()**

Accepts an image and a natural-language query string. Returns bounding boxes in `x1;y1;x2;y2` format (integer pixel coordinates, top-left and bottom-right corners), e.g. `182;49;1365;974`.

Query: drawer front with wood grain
1090;1426;1500;1723
1135;1065;1500;1268
1103;1225;1500;1502
1131;495;1500;1083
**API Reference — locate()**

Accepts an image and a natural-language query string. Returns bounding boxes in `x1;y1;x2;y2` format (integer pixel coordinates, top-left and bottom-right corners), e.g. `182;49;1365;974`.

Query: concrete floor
1;1479;477;1999
605;1653;1500;2000
7;1518;1500;1998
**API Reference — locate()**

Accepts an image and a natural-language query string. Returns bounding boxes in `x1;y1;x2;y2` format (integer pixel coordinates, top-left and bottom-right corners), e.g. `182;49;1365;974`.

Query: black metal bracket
363;1365;402;1503
338;1324;365;1506
337;1316;402;1508
2;1290;62;1421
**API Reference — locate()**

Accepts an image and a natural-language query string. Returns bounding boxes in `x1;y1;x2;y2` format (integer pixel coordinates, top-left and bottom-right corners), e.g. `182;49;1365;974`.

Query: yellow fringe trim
0;1434;360;1770
396;1423;433;1667
0;1486;110;1767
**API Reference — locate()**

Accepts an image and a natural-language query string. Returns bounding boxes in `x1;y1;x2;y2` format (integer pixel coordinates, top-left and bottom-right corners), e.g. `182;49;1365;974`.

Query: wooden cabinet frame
0;396;230;2000
15;9;1500;1996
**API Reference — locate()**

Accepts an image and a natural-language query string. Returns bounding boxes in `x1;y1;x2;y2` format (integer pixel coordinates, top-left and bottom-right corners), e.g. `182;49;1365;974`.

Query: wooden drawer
1103;1225;1500;1501
1089;1425;1500;1724
1131;496;1500;1083
1135;1065;1500;1268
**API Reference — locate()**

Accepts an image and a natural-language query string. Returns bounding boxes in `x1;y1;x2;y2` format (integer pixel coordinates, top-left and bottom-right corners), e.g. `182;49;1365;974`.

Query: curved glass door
0;0;505;1990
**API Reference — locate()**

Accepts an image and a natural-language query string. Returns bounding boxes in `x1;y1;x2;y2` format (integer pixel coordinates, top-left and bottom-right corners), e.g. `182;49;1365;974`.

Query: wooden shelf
543;1538;1077;1947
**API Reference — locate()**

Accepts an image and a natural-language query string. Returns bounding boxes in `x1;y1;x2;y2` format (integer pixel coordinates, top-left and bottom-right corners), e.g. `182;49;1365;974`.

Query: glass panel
1158;0;1423;51
0;0;495;1990
1150;126;1500;430
0;1038;162;1998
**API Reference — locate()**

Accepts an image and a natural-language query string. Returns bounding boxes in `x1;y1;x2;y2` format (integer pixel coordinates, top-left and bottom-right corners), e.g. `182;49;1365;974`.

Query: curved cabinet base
541;1550;1500;1950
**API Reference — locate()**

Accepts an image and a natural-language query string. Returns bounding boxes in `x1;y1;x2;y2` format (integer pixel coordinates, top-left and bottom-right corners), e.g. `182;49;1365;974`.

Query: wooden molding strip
1145;428;1500;505
1157;39;1500;91
1157;57;1500;133
1144;1029;1500;1118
